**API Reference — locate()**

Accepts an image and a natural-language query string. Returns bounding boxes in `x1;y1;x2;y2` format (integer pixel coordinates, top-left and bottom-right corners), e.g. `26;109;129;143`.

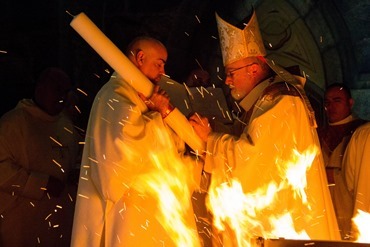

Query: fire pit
253;238;370;247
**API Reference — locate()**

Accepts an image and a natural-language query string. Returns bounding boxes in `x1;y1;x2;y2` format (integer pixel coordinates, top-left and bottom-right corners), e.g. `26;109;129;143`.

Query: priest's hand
189;113;212;142
139;85;174;118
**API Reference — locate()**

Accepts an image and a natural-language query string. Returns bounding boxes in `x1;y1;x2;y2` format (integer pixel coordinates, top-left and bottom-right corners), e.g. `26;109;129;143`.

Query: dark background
1;0;369;128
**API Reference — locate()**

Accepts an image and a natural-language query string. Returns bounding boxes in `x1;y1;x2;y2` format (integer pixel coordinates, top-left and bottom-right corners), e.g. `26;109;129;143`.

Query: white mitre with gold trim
216;11;266;66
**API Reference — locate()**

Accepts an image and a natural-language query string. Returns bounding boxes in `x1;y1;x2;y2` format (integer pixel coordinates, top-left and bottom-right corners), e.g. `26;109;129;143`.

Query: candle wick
65;10;75;18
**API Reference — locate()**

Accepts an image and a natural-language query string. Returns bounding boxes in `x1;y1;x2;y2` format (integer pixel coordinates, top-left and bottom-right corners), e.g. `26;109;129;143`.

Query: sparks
64;127;73;134
52;159;62;168
183;83;194;100
45;214;52;220
195;15;201;23
76;88;88;96
74;105;82;114
184;99;189;110
78;194;90;199
49;136;62;146
195;59;204;71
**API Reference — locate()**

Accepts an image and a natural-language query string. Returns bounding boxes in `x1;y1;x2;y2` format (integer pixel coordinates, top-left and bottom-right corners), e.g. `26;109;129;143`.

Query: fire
130;121;201;247
353;210;370;243
269;213;309;240
141;153;201;247
207;146;318;246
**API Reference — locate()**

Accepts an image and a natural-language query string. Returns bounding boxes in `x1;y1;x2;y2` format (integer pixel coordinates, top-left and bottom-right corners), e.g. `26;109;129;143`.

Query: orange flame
207;146;318;246
353;210;370;243
131;122;201;247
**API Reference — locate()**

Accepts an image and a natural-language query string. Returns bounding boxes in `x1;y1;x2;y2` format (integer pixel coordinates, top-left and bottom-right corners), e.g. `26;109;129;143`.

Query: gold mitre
216;11;266;66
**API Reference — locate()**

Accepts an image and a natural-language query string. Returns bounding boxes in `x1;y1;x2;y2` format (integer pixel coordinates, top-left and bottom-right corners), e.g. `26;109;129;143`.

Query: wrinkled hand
139;85;174;118
189;113;212;142
46;176;65;197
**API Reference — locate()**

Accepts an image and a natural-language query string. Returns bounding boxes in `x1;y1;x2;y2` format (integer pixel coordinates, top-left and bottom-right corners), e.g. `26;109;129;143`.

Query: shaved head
125;36;168;84
126;36;166;59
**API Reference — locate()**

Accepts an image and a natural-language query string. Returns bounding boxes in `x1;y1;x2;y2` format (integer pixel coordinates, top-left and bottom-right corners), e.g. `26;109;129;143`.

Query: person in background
189;1;341;243
185;69;211;88
342;121;370;240
318;83;367;239
0;67;81;246
71;36;203;247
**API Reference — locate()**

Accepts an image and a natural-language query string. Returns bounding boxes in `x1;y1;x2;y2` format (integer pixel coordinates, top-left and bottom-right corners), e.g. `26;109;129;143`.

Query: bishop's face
224;58;259;101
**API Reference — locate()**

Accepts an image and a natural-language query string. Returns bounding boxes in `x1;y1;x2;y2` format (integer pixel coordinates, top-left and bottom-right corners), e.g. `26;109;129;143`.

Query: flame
141;152;200;247
129;120;201;247
283;148;316;205
353;210;370;243
269;213;309;240
207;146;317;246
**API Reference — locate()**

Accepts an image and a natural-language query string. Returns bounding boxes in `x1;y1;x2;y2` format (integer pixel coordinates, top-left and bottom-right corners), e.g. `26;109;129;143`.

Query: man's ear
349;98;354;109
247;63;260;77
136;50;145;66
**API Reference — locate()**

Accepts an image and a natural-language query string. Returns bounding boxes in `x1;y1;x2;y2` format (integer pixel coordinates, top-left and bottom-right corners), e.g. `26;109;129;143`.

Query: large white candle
70;12;153;97
70;12;205;153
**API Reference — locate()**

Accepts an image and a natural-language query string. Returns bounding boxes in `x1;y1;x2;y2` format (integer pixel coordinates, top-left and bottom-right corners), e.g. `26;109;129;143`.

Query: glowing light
195;59;204;70
195;15;201;23
207;146;318;246
184;99;189;109
45;214;52;220
78;194;90;199
49;136;62;146
120;119;202;246
76;88;88;96
353;210;370;243
64;127;73;134
52;159;62;168
74;105;81;114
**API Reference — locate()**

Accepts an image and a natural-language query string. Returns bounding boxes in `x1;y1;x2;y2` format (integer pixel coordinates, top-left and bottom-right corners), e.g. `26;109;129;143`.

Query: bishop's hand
189;113;212;142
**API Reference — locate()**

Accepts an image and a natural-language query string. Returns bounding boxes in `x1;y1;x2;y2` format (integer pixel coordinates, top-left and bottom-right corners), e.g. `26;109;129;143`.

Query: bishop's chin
231;90;246;101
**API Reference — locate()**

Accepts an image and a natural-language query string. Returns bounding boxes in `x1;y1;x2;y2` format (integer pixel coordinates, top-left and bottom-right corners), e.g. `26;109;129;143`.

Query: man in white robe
189;4;340;244
0;67;81;246
318;83;366;239
343;122;370;239
71;36;203;247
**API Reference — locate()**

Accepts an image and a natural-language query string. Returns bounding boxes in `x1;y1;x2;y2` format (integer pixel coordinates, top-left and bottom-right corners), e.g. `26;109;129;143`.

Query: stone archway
257;0;326;90
255;0;328;125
